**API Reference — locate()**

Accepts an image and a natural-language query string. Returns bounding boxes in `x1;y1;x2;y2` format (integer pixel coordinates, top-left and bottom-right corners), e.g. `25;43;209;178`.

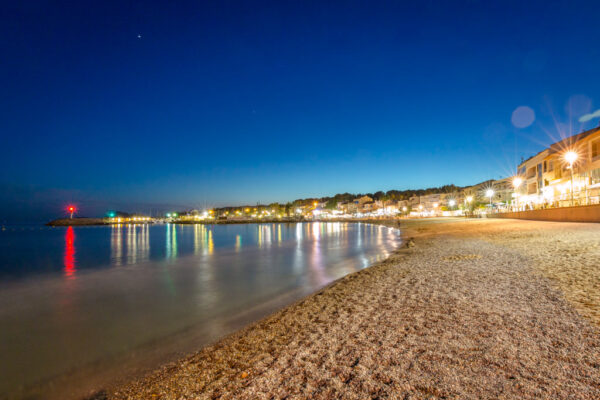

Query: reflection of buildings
111;224;150;265
192;224;214;255
166;224;178;259
111;224;123;265
235;234;242;252
126;224;137;264
257;225;273;248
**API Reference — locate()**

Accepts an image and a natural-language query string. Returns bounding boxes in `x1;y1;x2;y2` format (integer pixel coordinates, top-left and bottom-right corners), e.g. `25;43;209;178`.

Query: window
592;140;600;159
555;167;562;179
591;168;600;185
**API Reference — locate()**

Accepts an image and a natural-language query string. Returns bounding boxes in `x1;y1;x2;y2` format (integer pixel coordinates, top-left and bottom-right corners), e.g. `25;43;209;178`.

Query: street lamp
513;177;523;189
486;189;494;207
449;199;456;208
564;150;578;206
466;196;473;203
513;177;523;210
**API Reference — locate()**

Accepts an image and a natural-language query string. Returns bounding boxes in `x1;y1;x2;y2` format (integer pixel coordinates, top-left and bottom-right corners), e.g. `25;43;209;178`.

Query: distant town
54;125;600;225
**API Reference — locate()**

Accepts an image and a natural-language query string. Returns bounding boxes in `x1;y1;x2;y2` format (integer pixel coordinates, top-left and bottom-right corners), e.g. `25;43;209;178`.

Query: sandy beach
105;218;600;399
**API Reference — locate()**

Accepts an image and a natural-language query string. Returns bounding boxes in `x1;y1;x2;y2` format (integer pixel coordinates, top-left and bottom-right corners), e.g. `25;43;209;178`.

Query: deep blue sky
2;1;600;222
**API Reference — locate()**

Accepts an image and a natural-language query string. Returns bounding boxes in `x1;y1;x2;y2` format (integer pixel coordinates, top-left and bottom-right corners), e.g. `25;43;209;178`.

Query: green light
107;211;116;218
173;213;178;217
166;213;171;217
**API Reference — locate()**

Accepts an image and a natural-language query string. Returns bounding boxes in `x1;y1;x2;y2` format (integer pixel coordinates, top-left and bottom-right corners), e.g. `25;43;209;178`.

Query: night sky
2;1;600;222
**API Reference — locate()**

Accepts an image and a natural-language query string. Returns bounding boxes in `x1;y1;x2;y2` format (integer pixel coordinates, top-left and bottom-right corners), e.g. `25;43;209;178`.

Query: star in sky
137;34;142;39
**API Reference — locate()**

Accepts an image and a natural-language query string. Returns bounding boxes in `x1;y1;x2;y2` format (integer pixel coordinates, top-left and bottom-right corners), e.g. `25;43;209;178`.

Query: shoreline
45;217;405;227
104;218;600;399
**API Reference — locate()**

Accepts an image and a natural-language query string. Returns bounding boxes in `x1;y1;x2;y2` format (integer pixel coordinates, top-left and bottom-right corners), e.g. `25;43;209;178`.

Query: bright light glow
67;205;76;213
449;200;456;207
433;203;438;208
513;177;523;188
418;204;423;210
466;196;473;203
486;189;494;198
564;150;578;165
402;206;407;211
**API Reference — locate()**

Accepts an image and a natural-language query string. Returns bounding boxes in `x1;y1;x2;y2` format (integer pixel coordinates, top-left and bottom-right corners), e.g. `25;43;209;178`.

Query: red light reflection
64;226;76;279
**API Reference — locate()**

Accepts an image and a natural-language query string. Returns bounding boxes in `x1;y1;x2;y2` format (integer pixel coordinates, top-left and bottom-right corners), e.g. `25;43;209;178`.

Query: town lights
449;199;456;207
564;150;578;206
67;205;76;219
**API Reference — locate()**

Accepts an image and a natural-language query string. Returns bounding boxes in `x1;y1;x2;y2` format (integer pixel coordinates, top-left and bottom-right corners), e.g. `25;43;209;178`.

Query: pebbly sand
106;218;600;399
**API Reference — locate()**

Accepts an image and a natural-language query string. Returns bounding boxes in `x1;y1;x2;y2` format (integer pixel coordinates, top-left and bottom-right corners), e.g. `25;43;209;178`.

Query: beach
106;218;600;399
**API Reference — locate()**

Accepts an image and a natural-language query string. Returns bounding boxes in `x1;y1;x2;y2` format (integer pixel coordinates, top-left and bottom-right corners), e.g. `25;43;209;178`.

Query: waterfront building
516;126;600;209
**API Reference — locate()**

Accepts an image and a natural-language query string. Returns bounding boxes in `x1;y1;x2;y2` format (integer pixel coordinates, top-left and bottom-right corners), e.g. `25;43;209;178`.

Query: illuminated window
592;140;600;159
591;168;600;185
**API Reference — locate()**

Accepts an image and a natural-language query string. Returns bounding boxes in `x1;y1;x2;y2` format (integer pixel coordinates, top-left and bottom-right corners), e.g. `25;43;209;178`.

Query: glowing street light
486;189;494;207
512;177;523;210
513;177;523;189
466;196;473;203
565;150;578;165
564;150;578;206
67;205;76;219
449;199;456;207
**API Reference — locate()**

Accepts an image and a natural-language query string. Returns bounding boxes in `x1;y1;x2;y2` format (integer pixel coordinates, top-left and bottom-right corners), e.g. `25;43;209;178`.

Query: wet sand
107;218;600;399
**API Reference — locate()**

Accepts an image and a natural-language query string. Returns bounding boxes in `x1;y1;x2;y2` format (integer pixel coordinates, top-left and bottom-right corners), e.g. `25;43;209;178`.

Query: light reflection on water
0;222;400;399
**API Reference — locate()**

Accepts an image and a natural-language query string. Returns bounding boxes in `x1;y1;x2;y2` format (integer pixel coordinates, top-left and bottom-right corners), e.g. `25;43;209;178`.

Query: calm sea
0;222;400;399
